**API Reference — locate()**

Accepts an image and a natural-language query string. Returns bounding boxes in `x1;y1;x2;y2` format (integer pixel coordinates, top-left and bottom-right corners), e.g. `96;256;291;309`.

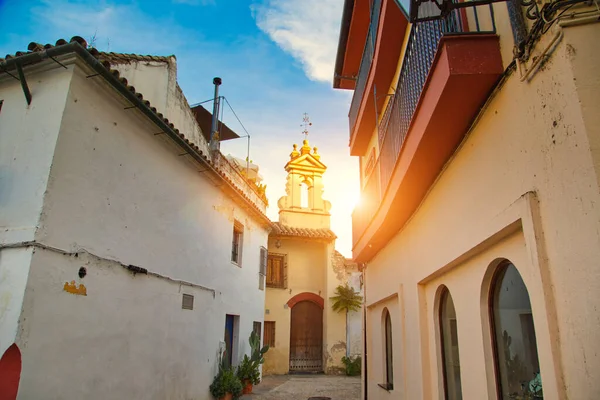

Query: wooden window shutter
267;254;285;288
264;321;276;348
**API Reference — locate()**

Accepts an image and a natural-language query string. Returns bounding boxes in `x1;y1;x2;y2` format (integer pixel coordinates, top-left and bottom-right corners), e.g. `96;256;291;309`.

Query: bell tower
277;117;331;229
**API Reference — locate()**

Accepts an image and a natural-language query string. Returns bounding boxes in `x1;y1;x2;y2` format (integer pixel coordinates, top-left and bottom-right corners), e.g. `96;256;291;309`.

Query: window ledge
377;383;393;391
231;261;241;268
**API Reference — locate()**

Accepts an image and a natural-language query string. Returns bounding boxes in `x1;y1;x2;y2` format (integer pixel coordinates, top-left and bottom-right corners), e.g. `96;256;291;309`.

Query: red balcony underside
353;34;503;262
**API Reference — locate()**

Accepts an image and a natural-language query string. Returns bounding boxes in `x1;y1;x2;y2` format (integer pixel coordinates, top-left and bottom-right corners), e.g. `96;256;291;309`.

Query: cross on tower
301;113;312;140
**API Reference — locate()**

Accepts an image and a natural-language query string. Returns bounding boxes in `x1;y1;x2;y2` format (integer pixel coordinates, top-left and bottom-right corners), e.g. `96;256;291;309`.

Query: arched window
439;287;462;400
490;261;543;399
300;182;309;208
382;308;394;390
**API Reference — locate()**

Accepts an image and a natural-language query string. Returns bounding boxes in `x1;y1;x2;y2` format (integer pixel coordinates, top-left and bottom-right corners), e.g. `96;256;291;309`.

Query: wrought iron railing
349;0;383;134
354;4;496;244
378;5;496;199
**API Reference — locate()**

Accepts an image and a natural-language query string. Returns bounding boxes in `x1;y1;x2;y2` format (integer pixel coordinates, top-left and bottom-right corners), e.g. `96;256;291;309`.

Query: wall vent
182;294;194;310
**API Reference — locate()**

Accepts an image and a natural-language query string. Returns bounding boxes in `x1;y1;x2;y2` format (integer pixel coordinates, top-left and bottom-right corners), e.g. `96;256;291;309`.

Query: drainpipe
361;262;368;400
210;77;222;157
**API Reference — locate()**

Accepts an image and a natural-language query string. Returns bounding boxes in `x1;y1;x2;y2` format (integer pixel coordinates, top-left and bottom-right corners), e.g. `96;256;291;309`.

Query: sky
0;0;359;257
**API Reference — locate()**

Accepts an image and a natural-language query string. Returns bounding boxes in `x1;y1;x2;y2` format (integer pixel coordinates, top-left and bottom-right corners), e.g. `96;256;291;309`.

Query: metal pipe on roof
210;77;222;156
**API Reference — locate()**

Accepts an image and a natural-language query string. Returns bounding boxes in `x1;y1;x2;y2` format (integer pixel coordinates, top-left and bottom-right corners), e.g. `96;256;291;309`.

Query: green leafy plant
341;355;362;376
236;331;270;385
210;350;243;399
249;330;270;365
330;284;363;313
236;354;261;385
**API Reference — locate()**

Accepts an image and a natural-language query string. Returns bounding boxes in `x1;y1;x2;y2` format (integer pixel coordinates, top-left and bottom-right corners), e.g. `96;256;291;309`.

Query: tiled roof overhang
270;222;337;241
0;37;271;228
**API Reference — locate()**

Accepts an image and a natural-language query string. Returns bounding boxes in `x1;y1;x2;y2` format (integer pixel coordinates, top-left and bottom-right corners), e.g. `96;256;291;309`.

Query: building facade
0;37;270;399
262;140;361;375
334;0;600;399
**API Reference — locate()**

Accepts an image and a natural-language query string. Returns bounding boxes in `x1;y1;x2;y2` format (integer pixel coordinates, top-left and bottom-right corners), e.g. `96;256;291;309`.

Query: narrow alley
242;375;361;400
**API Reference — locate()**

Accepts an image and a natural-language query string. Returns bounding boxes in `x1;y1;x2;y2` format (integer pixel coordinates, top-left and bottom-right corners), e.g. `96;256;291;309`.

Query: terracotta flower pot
242;380;253;394
219;392;233;400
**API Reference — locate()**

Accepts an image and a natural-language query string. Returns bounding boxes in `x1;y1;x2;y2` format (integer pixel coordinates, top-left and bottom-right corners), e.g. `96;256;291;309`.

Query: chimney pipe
210;77;222;156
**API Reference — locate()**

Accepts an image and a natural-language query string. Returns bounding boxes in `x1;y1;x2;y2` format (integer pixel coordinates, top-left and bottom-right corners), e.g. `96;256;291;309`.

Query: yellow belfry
277;138;331;230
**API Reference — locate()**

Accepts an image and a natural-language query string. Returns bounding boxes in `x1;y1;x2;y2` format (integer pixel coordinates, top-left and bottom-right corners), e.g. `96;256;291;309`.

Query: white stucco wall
9;60;268;399
362;22;600;400
0;61;74;357
346;271;363;358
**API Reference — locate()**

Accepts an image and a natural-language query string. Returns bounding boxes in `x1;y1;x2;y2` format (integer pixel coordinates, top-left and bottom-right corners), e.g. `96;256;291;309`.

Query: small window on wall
264;321;276;348
379;308;394;391
0;100;4;113
439;287;462;400
266;253;286;288
231;220;244;265
490;261;543;399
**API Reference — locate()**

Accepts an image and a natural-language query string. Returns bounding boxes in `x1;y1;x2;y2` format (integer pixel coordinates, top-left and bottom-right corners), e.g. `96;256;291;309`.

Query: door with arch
289;300;323;372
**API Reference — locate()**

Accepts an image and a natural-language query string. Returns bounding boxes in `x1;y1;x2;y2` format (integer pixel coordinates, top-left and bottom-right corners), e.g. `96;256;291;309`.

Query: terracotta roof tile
270;222;337;241
0;36;270;226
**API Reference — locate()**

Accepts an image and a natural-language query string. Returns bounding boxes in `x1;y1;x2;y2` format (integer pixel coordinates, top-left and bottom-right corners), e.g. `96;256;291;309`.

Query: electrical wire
188;97;216;108
223;97;251;138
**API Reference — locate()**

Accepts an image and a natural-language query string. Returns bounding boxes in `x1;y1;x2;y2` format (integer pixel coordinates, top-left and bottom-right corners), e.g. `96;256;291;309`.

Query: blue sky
0;0;359;256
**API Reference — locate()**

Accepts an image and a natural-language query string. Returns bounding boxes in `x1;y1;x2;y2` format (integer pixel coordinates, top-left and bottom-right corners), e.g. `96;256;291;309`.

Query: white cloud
252;0;344;83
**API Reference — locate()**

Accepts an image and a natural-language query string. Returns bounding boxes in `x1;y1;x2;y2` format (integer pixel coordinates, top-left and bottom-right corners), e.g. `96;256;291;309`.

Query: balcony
348;0;408;156
352;6;504;262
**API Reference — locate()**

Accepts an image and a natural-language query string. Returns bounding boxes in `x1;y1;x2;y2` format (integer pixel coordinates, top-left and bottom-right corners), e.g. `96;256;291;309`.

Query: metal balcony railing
378;5;496;198
354;4;496;244
348;0;383;135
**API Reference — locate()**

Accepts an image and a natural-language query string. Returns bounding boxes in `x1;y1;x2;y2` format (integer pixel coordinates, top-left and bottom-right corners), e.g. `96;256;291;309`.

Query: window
490;261;543;399
379;308;394;390
259;247;267;290
181;294;194;310
0;100;3;113
266;253;286;288
231;221;243;265
264;321;276;348
439;287;462;400
253;321;262;340
300;182;309;208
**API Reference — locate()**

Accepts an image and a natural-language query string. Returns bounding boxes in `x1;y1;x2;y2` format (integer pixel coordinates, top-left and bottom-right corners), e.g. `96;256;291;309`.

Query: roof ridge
0;35;271;226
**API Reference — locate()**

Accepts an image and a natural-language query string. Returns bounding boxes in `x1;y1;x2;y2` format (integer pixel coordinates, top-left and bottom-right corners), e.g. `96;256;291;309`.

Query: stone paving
241;375;361;400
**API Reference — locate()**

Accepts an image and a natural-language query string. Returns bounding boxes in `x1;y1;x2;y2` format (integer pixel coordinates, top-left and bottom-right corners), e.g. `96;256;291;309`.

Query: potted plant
237;355;260;394
236;331;270;394
210;351;243;400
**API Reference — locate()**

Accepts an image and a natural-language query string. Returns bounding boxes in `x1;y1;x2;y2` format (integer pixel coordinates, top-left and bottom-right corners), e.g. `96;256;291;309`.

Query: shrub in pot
237;355;260;394
210;364;243;400
236;331;270;394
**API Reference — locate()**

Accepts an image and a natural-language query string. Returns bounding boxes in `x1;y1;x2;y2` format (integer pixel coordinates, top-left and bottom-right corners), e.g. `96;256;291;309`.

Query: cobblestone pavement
241;375;361;400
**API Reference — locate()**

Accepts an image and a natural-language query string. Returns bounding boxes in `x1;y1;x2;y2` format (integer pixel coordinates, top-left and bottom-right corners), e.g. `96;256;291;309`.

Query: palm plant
330;284;363;313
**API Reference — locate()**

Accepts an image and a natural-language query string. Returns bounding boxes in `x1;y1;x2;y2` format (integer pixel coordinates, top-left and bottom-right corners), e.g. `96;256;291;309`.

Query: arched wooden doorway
289;300;323;372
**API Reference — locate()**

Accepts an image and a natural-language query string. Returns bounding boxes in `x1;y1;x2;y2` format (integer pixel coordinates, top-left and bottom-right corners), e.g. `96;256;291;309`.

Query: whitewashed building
0;36;271;399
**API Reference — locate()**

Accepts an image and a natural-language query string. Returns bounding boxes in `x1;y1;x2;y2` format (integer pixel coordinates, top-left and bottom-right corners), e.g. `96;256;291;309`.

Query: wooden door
289;301;323;372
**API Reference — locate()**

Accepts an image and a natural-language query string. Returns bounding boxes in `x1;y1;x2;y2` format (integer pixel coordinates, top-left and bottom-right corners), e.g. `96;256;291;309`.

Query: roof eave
333;0;356;89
